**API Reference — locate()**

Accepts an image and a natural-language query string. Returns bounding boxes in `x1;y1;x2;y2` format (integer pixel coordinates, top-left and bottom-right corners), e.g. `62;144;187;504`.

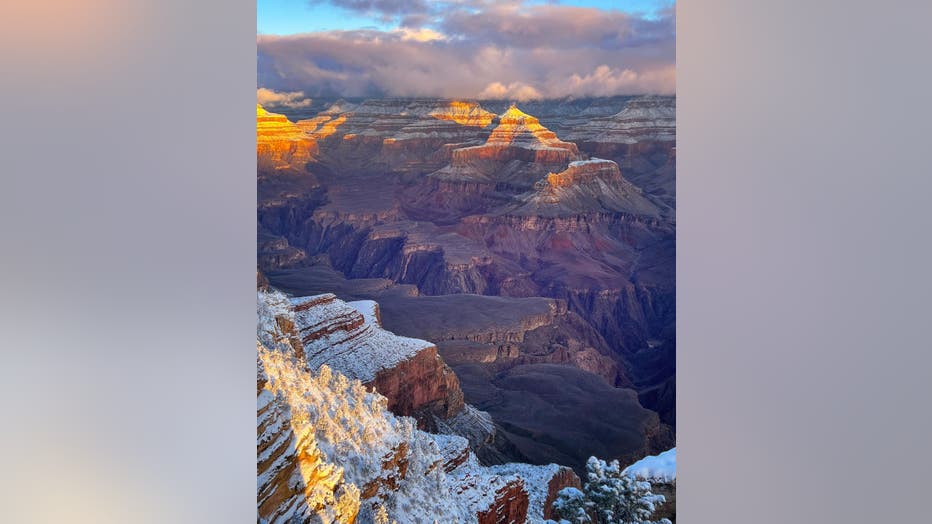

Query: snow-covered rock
623;447;676;522
623;447;676;483
257;289;581;523
563;96;675;145
286;292;467;429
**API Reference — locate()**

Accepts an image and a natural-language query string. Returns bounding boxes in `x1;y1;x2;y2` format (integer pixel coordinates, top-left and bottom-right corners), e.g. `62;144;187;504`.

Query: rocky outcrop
477;480;529;524
450;105;580;166
563;96;675;146
287;292;465;429
511;158;660;218
257;359;360;524
543;468;583;521
257;104;318;175
427;106;581;189
368;345;465;425
296;99;496;175
258;234;309;270
563;96;676;205
257;289;583;523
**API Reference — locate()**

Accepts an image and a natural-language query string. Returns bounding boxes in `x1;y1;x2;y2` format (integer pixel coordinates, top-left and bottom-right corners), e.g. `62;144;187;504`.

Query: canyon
257;96;676;521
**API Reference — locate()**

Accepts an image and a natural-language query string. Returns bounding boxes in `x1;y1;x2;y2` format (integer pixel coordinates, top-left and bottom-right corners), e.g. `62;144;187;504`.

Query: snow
623;448;676;483
568;158;612;167
291;293;433;383
490;462;563;522
258;289;567;523
348;299;380;326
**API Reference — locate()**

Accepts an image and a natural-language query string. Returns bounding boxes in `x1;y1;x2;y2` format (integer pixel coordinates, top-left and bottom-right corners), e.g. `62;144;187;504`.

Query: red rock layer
290;293;467;430
450;105;580;166
543;467;584;520
369;345;466;425
476;480;529;524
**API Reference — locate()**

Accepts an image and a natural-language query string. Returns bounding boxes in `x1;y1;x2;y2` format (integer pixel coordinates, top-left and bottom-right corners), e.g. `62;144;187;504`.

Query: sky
257;0;675;101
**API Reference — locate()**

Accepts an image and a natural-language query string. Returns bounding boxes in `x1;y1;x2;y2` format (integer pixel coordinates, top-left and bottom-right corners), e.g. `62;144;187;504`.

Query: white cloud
256;88;312;108
556;64;676;97
394;27;446;42
477;81;542;101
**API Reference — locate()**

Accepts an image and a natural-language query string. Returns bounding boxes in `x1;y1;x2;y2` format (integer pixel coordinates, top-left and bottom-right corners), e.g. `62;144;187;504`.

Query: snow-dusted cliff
563;96;675;145
257;289;580;524
287;292;468;429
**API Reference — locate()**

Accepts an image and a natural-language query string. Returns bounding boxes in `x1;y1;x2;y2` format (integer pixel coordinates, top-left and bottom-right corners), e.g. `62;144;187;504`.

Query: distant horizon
258;92;676;113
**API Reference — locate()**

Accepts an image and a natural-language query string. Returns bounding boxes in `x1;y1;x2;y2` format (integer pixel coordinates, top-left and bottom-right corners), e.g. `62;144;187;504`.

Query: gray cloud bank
258;3;675;99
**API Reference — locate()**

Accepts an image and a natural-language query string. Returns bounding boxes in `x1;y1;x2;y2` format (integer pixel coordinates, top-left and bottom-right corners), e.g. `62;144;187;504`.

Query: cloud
312;0;508;22
556;64;676;97
311;0;429;16
394;27;446;42
258;4;675;98
441;4;674;50
477;81;542;101
256;88;312;108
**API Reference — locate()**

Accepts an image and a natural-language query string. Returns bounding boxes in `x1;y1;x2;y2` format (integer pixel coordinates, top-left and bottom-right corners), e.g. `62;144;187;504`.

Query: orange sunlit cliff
257;104;317;174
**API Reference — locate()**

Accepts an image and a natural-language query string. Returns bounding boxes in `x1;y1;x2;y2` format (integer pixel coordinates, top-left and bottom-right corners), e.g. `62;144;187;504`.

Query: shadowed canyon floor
259;96;675;474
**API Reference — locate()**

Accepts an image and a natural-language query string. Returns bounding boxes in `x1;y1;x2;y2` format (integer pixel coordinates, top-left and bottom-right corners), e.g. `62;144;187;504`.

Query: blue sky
258;0;673;35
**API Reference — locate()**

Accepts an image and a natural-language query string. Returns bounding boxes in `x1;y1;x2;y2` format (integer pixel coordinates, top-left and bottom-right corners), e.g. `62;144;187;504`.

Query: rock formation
257;289;580;523
449;105;580;166
257;104;318;175
563;96;675;145
257;357;361;524
510;158;660;218
289;292;465;429
563;96;676;205
294;99;497;175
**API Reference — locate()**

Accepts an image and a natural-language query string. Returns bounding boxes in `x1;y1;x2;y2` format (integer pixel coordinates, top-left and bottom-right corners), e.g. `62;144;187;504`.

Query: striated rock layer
295;99;497;176
449;105;580;166
511;158;660;218
287;292;466;431
257;289;580;523
257;104;318;175
563;96;676;205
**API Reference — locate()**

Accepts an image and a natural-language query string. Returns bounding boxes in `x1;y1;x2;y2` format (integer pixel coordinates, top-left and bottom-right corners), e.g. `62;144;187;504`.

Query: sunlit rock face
257;104;318;175
450;105;581;166
257;358;360;524
257;289;580;523
293;99;497;175
406;105;588;219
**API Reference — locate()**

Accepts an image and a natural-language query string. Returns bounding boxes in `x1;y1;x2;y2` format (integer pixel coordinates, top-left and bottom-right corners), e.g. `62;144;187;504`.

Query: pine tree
552;487;591;523
552;456;671;524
